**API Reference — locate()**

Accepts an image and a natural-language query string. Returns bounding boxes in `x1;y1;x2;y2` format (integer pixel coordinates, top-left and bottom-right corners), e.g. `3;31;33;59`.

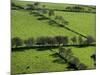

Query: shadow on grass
32;12;88;38
12;44;96;52
12;46;57;52
50;53;66;64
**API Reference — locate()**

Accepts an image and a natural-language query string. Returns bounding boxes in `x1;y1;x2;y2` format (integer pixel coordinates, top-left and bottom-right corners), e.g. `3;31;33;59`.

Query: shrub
24;38;35;47
48;10;55;16
78;63;87;70
12;37;23;48
68;57;80;67
84;36;95;45
78;36;83;45
71;36;77;45
54;36;68;45
91;53;96;61
58;47;66;56
36;36;57;46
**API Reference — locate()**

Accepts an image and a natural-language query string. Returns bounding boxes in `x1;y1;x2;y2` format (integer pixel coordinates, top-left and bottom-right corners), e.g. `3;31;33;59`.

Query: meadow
11;0;96;74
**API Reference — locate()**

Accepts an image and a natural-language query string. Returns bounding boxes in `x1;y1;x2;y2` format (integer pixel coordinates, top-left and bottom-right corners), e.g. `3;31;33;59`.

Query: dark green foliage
84;36;95;45
72;5;84;12
55;36;68;45
65;5;84;12
25;4;35;10
24;38;35;47
36;36;57;45
71;36;77;45
69;57;80;67
78;36;83;45
12;37;23;47
64;48;73;59
91;53;96;61
11;2;24;10
91;53;96;66
78;63;87;70
58;47;66;56
48;10;55;16
34;2;40;7
55;16;68;26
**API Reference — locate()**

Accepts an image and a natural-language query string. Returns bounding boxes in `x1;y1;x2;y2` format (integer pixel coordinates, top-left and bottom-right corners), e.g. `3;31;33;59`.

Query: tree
33;2;40;9
55;36;68;46
12;37;23;48
55;16;63;24
46;37;57;46
36;37;47;45
91;53;96;66
91;53;96;61
78;63;87;70
55;16;68;26
72;5;84;12
64;48;73;59
62;20;69;26
24;38;35;47
71;36;77;45
68;57;80;68
25;4;35;10
36;36;57;46
48;10;55;17
78;36;83;45
84;36;95;45
59;47;66;56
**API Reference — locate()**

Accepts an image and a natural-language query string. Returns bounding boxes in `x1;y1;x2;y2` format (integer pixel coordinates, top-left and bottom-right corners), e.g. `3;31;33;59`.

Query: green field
11;0;96;75
12;47;95;74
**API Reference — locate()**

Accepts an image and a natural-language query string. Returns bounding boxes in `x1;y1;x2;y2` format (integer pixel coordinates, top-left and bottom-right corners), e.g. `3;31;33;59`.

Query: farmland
11;0;96;75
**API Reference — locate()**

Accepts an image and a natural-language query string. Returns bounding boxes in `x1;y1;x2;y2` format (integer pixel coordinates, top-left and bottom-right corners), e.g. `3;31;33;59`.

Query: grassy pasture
11;0;96;74
12;10;96;39
12;0;96;12
12;46;95;74
55;11;96;38
12;10;77;39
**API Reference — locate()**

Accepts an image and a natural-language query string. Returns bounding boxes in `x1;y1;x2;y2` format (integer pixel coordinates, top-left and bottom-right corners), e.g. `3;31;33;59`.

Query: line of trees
11;35;95;48
27;2;69;27
65;5;96;13
58;47;87;70
12;36;68;48
11;2;24;10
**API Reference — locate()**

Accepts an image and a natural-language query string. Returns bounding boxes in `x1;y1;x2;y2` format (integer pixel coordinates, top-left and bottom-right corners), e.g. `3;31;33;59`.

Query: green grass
11;49;67;74
11;47;95;74
72;47;95;68
55;11;96;38
11;1;96;74
12;10;96;39
12;10;77;39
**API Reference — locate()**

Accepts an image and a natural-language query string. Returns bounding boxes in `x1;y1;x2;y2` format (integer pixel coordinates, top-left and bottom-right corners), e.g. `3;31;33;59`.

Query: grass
11;49;67;74
12;10;77;39
11;0;96;74
55;11;96;38
12;10;96;39
11;46;95;74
